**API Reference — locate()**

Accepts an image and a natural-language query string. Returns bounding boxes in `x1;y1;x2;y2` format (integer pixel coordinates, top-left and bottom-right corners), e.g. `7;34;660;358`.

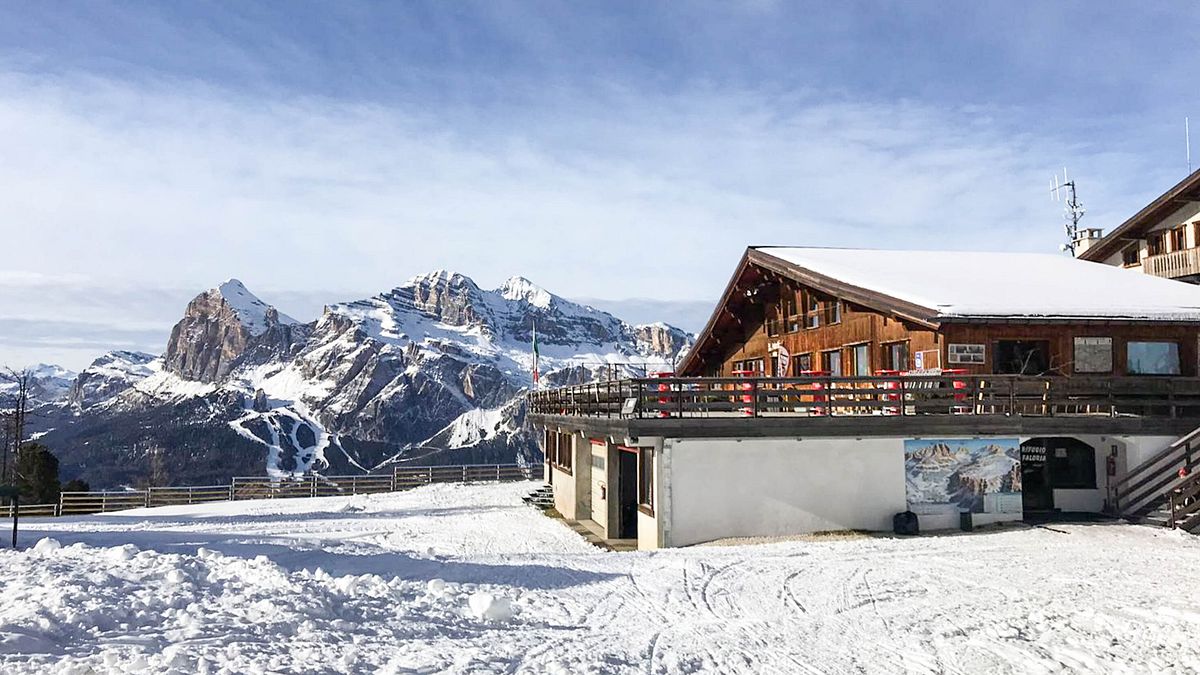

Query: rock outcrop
163;279;305;383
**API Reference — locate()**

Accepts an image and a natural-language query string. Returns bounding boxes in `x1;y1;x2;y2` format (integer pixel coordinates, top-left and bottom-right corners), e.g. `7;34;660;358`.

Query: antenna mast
1050;168;1086;254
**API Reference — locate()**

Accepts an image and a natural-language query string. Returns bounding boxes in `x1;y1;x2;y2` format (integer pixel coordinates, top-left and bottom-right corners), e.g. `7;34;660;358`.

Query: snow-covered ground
2;482;1199;674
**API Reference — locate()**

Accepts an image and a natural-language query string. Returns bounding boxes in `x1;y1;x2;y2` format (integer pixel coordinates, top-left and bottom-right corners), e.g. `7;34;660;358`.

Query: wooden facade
679;248;1200;379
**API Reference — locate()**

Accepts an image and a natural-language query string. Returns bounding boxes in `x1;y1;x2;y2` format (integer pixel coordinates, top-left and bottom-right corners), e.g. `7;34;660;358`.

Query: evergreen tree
15;443;60;504
61;478;90;493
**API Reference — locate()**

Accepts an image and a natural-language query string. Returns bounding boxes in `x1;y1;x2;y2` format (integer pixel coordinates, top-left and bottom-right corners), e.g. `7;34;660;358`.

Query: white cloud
0;67;1176;367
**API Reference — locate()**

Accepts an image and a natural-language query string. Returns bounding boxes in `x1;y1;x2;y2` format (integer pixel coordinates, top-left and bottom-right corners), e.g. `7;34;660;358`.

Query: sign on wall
904;438;1022;515
947;343;985;365
1073;337;1113;373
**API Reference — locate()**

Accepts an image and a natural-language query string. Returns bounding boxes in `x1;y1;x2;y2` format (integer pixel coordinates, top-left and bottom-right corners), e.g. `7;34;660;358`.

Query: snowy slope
4;481;1200;674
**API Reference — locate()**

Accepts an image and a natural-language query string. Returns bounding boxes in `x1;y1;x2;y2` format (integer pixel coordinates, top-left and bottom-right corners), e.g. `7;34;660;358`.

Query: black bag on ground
893;510;919;536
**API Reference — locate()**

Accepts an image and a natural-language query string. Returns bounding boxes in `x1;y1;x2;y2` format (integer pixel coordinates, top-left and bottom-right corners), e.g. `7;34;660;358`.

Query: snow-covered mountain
0;364;77;407
33;272;692;487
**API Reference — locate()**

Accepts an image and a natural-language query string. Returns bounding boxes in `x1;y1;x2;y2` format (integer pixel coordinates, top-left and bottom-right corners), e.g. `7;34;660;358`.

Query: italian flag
531;321;540;388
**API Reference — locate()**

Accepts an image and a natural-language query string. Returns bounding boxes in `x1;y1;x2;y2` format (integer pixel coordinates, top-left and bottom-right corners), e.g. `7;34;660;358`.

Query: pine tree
15;443;60;505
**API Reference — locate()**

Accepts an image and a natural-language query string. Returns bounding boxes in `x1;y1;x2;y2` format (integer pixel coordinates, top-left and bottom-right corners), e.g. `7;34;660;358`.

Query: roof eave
1080;168;1200;262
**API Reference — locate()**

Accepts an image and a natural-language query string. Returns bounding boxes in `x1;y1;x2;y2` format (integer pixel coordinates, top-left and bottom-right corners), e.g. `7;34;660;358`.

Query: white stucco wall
665;437;907;546
551;435;591;520
1120;435;1177;470
551;461;576;519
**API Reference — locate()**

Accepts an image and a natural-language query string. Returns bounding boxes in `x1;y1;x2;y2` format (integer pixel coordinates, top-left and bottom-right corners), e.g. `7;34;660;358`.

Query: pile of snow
3;481;1200;673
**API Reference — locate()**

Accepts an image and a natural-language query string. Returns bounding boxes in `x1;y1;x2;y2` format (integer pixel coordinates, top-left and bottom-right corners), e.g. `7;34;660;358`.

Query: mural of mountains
21;272;693;488
905;440;1021;513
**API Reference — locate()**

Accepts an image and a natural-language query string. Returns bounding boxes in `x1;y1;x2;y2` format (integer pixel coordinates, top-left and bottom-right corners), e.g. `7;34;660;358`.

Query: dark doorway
995;340;1051;375
1020;437;1098;517
1020;443;1052;512
617;449;639;539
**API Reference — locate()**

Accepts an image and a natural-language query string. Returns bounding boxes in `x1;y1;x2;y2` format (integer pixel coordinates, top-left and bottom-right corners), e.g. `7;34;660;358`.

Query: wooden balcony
528;375;1200;439
1144;247;1200;280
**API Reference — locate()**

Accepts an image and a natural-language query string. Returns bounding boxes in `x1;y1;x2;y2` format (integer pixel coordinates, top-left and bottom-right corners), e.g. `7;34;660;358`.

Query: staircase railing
1112;425;1200;519
1169;473;1200;532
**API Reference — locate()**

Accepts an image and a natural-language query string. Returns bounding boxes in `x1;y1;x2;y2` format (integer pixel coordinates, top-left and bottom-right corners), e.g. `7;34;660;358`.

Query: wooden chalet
682;246;1200;379
529;246;1200;551
1079;168;1200;282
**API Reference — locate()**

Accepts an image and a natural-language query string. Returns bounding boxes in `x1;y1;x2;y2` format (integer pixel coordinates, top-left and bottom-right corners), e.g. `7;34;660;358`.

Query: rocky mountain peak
402;270;489;328
498;276;553;309
632;323;692;361
165;280;306;383
212;279;298;336
69;351;157;410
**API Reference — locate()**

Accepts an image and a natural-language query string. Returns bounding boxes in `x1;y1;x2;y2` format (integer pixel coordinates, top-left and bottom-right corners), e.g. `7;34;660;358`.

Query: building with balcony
1079;169;1200;282
530;247;1200;549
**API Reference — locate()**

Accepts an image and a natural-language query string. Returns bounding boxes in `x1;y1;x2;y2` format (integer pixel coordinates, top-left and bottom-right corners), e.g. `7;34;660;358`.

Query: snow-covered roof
755;247;1200;321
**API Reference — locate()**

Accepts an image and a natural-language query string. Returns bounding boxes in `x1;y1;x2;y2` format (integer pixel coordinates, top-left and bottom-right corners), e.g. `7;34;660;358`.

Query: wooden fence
30;463;535;517
1;503;59;518
529;374;1200;420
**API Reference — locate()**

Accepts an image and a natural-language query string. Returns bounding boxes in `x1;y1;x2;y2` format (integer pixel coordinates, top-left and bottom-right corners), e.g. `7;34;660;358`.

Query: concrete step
522;484;555;509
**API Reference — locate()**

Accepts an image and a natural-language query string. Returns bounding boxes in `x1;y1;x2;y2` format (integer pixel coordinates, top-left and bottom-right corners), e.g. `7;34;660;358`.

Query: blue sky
2;1;1199;369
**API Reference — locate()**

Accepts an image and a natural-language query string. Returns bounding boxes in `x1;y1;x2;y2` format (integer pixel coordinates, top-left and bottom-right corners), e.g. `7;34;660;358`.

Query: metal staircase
1113;426;1200;533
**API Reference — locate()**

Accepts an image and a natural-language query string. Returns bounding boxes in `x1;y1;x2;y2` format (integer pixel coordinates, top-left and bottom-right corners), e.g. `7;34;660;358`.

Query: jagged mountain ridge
33;272;692;487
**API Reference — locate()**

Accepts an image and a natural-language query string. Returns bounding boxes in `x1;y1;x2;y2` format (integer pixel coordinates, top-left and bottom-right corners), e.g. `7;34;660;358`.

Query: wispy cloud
0;2;1191;368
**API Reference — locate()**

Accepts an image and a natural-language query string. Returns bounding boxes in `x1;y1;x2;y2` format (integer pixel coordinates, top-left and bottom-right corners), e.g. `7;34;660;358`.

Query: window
793;353;813;375
1170;226;1187;252
1127;341;1181;375
850;343;870;376
638;447;655;514
884;342;909;371
805;293;820;329
547;431;573;473
1073;337;1113;373
1148;233;1165;256
734;358;765;375
821;349;842;375
1121;245;1140;267
994;340;1049;375
782;292;798;333
826;300;842;325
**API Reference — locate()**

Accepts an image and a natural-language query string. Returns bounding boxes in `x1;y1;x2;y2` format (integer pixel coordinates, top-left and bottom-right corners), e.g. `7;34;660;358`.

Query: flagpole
532;319;539;390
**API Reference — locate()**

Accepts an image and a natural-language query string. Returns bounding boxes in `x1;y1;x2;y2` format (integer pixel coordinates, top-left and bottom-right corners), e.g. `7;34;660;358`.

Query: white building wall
551;461;576;519
1120;435;1177;470
551;435;592;520
665;437;907;547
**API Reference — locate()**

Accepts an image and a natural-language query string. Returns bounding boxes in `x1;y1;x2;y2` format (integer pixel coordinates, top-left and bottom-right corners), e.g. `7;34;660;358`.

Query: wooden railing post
1170;490;1178;529
751;379;759;417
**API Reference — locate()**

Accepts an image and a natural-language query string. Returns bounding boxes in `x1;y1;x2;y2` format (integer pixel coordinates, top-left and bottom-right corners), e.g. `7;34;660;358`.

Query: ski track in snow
2;481;1200;674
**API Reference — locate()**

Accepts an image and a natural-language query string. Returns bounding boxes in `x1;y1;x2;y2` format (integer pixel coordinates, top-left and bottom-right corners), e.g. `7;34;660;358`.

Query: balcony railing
1145;247;1200;279
528;375;1200;420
